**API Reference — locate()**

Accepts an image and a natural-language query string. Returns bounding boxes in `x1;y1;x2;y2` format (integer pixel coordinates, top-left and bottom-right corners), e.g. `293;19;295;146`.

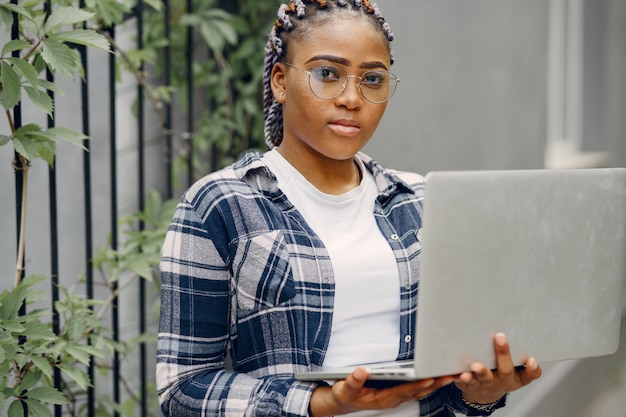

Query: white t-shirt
263;150;419;416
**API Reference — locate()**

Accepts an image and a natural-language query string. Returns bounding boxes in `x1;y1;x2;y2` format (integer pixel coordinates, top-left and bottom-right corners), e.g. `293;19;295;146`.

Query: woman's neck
275;147;361;196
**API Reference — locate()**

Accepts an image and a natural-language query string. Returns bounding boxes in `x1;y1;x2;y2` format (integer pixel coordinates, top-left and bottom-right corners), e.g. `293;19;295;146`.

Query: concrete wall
365;0;549;173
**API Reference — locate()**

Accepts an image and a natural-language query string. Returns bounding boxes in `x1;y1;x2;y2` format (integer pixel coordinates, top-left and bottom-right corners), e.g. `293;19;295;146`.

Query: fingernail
528;357;538;370
495;332;507;346
354;367;368;381
470;363;482;373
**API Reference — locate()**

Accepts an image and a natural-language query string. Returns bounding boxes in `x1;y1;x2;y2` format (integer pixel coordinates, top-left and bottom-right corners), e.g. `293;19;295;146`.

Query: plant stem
14;154;29;286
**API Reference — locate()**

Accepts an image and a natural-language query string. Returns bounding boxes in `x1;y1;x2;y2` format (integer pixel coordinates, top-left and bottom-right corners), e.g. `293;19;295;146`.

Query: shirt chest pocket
232;230;297;315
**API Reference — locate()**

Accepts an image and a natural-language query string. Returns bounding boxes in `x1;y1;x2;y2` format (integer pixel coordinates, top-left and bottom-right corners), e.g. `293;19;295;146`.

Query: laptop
296;168;626;382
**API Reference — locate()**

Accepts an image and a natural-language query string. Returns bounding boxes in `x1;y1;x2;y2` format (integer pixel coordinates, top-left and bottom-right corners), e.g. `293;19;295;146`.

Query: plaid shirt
157;151;503;417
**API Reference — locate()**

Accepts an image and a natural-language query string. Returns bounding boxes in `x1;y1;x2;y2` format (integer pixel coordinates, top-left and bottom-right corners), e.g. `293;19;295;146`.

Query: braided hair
262;0;395;148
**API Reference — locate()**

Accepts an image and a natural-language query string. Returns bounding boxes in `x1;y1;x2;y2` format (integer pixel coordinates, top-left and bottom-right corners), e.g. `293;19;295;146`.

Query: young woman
156;1;542;416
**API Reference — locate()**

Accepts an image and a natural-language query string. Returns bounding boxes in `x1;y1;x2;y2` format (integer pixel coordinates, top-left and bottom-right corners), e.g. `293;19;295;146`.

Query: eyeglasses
283;62;399;104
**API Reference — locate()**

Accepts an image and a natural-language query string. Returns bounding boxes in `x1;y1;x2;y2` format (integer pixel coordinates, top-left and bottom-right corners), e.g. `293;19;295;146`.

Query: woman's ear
271;62;287;103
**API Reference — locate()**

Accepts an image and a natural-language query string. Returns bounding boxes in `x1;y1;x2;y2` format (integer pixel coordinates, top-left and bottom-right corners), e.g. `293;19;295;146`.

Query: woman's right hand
308;367;455;416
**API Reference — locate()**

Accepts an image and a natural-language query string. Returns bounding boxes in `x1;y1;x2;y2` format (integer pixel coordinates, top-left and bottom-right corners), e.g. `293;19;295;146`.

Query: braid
262;0;395;148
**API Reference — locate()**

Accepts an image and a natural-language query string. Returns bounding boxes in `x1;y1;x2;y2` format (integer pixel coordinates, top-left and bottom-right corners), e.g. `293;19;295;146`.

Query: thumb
343;367;369;393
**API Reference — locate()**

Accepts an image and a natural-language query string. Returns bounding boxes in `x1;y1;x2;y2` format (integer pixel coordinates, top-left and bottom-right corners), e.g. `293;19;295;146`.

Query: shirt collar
234;151;415;201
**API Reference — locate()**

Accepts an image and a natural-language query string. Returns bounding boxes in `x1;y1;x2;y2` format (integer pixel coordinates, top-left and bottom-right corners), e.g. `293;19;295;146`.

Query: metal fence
7;1;196;416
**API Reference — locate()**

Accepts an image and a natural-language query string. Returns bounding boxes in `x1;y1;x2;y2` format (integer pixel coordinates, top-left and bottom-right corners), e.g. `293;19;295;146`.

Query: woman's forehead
287;18;391;65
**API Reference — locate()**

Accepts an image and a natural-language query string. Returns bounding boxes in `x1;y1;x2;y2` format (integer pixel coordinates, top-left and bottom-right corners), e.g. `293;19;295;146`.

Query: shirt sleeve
156;196;317;417
438;384;507;416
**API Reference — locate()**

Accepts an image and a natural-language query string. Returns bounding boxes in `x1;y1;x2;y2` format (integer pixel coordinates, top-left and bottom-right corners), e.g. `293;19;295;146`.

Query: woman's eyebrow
305;55;350;65
360;61;388;70
304;55;388;70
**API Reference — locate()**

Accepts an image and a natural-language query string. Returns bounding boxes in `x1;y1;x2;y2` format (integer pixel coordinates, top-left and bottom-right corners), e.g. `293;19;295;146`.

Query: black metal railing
8;1;192;416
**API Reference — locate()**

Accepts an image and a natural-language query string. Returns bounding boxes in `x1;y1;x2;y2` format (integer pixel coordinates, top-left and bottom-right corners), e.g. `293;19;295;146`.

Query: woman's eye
362;72;386;88
312;66;342;82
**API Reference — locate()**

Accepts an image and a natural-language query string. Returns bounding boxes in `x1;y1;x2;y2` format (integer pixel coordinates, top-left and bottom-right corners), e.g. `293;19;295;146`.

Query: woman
157;1;542;416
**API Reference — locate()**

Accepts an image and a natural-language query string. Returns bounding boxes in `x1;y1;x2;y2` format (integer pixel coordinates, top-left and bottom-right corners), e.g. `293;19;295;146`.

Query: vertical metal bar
186;0;194;187
135;1;148;415
43;0;62;415
77;0;95;413
11;0;28;417
11;1;27;415
164;0;173;198
108;22;121;417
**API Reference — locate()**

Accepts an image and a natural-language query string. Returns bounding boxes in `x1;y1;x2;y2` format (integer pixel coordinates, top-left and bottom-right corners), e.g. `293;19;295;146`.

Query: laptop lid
413;168;626;378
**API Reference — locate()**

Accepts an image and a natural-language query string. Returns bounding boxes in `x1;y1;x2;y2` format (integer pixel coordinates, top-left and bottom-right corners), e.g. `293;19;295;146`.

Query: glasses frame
282;62;400;104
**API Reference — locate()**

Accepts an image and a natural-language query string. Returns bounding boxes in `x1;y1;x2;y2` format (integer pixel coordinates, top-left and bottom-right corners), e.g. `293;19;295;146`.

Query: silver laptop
296;168;626;382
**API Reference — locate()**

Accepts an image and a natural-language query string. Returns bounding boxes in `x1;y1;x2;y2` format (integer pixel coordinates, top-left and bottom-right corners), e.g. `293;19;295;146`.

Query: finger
469;362;494;384
457;371;479;385
493;333;516;377
344;366;369;392
517;357;542;387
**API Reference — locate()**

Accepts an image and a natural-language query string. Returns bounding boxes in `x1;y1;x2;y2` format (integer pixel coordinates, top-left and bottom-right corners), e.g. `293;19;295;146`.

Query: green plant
1;0;280;416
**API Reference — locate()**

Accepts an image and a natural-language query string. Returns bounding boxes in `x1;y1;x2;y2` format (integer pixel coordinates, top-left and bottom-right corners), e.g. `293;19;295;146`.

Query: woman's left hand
454;333;543;405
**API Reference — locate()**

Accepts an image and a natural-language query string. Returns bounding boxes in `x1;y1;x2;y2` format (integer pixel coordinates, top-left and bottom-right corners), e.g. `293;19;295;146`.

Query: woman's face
272;17;391;164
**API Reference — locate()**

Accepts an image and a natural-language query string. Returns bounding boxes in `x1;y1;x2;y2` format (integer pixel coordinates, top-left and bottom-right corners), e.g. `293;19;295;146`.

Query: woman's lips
328;119;361;137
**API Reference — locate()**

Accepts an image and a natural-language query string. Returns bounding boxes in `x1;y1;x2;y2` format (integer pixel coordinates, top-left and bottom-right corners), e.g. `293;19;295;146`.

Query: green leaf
29;355;54;379
0;135;11;146
7;399;25;417
7;58;40;88
26;386;68;405
89;0;131;27
212;19;238;46
11;124;44;162
41;40;80;78
199;23;225;52
64;344;103;366
49;29;110;52
47;126;88;149
57;363;91;390
0;283;29;320
0;391;5;416
63;345;92;366
20;320;56;340
2;320;26;333
37;79;64;95
22;398;54;417
24;86;54;117
64;316;86;341
0;7;13;28
0;61;22;110
126;255;157;281
14;126;56;164
16;368;41;391
2;40;31;56
43;7;94;33
0;4;32;21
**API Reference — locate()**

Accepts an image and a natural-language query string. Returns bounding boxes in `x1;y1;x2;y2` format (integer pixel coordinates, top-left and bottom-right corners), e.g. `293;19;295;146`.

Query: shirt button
404;335;412;343
404;282;411;290
390;234;399;240
376;207;383;214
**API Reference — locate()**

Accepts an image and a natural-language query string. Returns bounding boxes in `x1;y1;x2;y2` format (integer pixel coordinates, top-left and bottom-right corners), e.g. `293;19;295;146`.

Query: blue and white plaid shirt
157;151;503;417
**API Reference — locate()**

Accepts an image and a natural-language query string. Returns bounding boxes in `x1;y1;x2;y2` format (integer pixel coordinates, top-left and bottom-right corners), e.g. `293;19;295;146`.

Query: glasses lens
308;66;347;100
360;70;398;103
307;65;399;103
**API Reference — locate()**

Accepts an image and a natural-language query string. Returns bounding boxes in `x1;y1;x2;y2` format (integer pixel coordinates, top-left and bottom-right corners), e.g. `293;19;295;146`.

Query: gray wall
366;0;626;173
366;0;549;173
